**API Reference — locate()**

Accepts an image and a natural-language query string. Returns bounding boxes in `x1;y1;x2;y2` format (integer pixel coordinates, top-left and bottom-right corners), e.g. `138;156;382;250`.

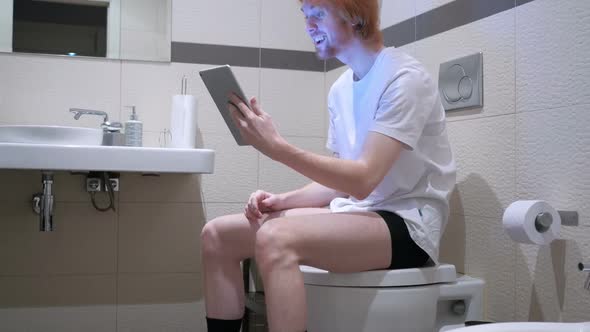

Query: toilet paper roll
502;200;561;245
170;95;198;148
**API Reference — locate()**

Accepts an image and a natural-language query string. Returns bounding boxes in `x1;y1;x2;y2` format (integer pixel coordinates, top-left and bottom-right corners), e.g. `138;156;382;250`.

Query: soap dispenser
124;106;143;147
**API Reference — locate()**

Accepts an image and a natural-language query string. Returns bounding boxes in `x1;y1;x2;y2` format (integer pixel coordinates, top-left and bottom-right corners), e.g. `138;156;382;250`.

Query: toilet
300;263;484;332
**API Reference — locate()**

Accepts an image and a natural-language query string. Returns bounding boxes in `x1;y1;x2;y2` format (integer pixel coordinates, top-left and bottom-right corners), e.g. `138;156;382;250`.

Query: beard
314;40;339;60
313;28;354;60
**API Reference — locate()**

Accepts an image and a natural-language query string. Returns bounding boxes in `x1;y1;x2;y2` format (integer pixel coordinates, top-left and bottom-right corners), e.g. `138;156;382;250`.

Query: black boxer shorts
375;210;431;269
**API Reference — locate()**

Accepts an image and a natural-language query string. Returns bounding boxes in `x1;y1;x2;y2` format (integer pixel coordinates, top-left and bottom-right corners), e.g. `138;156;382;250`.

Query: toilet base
305;275;484;332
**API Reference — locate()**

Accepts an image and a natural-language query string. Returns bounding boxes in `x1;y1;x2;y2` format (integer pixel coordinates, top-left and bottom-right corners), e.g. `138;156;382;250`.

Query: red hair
301;0;383;44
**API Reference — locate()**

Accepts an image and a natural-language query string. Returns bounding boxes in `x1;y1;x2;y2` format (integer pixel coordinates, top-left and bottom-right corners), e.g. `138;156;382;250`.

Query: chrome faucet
70;108;109;122
69;108;122;132
579;262;590;290
70;108;124;145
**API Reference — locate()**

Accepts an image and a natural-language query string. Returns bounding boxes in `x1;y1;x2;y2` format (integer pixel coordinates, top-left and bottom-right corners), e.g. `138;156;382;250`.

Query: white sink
446;322;590;332
0;143;215;174
0;125;214;173
0;125;103;146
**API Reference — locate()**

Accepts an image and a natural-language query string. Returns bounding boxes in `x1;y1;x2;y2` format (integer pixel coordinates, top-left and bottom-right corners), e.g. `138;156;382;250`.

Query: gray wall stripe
173;0;537;72
261;48;325;72
383;17;416;50
172;42;260;68
516;0;536;6
416;0;515;41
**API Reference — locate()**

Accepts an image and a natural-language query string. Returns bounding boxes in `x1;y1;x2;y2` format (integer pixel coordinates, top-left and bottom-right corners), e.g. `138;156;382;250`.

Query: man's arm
274;132;404;200
227;94;404;199
274;181;346;210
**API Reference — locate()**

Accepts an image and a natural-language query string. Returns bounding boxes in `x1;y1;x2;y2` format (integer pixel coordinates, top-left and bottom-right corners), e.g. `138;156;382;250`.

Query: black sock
206;316;243;332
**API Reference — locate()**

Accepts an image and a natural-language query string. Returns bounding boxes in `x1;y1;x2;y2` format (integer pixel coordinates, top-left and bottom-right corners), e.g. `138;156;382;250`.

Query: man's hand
244;190;282;223
228;94;287;159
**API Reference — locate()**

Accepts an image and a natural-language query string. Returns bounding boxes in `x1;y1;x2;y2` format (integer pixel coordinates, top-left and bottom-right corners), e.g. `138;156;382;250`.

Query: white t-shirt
326;47;456;264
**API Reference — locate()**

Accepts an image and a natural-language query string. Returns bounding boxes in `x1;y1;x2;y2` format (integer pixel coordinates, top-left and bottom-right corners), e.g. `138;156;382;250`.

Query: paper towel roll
502;200;561;245
170;95;198;148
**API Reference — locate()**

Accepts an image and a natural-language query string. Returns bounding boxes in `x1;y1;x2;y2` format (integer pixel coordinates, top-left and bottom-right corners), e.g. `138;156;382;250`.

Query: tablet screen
199;64;251;146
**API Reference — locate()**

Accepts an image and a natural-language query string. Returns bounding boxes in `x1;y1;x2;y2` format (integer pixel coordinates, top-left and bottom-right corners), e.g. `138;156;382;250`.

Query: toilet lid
300;263;457;287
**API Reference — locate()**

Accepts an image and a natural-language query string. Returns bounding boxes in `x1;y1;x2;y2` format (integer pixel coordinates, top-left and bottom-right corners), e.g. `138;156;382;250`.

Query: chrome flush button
439;52;483;111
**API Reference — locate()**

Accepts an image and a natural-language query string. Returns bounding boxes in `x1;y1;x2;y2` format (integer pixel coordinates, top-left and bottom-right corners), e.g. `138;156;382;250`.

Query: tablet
199;64;251;146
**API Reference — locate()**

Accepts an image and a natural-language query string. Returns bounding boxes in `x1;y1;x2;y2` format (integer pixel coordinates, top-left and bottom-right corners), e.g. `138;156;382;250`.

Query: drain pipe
32;171;54;232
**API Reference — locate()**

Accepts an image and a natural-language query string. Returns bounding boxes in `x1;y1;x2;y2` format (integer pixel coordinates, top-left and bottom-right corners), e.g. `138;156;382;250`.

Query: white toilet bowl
447;322;590;332
300;263;484;332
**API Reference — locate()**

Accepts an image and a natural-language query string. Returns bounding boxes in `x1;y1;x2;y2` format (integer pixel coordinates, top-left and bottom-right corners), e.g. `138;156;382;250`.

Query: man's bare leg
200;208;332;319
254;212;391;332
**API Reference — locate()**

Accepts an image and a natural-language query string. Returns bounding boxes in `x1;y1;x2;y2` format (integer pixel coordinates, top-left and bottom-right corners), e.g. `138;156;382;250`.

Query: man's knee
254;220;299;270
200;216;230;258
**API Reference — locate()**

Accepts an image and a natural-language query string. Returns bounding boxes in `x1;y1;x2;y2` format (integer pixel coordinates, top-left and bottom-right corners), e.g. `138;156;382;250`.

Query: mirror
0;0;171;62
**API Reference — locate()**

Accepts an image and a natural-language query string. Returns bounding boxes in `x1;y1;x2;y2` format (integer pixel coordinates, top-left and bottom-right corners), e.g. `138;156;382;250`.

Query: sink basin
0;125;103;146
0;125;215;173
446;322;590;332
0;143;215;173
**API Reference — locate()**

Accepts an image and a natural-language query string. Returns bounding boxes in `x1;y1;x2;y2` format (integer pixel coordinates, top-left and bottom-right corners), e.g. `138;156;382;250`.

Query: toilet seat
300;263;457;287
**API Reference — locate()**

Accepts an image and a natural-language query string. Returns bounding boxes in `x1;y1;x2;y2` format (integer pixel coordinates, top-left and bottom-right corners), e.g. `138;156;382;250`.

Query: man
201;0;456;331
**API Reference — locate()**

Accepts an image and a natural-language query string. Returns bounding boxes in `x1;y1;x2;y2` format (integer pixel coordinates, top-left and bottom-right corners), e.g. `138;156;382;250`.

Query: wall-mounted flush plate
439;52;483;111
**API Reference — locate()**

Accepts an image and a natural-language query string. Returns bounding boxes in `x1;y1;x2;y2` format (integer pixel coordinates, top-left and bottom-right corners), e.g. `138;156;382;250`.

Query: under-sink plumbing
86;172;119;212
31;171;120;232
32;171;54;232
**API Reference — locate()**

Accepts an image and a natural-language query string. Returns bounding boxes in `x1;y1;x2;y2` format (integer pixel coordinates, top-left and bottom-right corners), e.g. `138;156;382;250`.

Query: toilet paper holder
535;210;578;233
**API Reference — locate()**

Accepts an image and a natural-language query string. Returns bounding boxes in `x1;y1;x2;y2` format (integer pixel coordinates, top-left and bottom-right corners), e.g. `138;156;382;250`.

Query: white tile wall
515;240;565;322
516;0;590;113
439;213;467;273
380;0;415;29
465;214;516;322
258;136;329;195
447;115;516;219
511;0;590;323
172;0;261;48
260;68;326;137
120;0;171;62
200;133;259;203
515;105;590;227
261;0;314;51
416;0;454;16
121;61;192;133
0;53;121;127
